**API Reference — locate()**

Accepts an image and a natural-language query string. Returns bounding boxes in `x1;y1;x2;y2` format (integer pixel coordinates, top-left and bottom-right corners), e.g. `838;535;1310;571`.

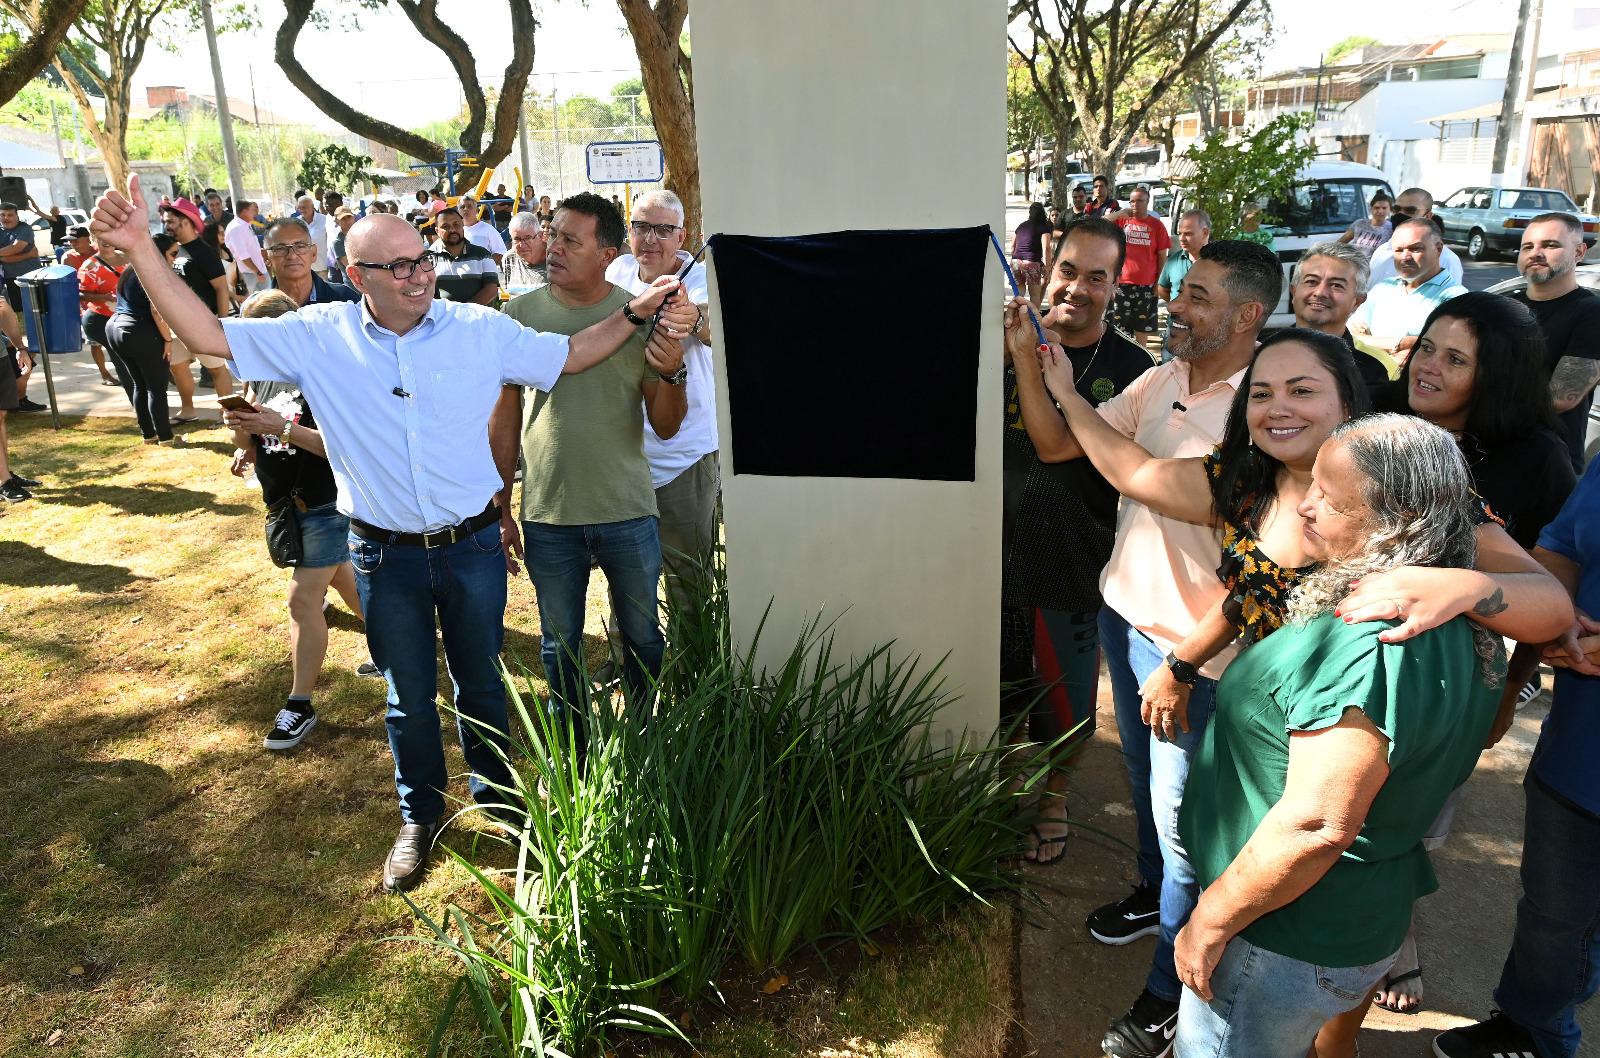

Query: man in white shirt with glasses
90;175;698;895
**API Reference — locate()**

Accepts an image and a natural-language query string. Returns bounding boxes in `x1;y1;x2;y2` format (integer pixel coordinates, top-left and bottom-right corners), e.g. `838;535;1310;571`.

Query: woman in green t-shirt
1168;414;1573;1058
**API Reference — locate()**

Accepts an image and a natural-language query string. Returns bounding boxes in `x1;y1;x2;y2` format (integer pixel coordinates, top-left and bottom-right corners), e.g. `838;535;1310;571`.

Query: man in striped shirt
429;208;500;306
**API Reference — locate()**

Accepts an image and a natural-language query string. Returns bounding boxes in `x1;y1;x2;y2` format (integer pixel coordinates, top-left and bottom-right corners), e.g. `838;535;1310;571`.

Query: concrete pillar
692;0;1005;743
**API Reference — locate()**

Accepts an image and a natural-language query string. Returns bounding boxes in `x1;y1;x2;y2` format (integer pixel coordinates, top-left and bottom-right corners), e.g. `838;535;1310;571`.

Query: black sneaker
0;478;32;502
14;397;46;412
8;473;40;488
1432;1011;1541;1058
355;659;381;678
1102;988;1179;1058
263;702;317;749
1088;879;1162;945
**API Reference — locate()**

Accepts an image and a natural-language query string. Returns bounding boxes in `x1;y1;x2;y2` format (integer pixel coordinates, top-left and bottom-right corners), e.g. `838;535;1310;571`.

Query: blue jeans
1493;776;1600;1058
348;522;513;825
1176;934;1396;1058
1100;606;1219;1003
523;516;665;755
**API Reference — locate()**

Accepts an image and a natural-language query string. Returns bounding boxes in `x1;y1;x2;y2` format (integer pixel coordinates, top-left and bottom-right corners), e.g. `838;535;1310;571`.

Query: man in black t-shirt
1512;213;1600;473
160;197;234;418
1001;216;1153;866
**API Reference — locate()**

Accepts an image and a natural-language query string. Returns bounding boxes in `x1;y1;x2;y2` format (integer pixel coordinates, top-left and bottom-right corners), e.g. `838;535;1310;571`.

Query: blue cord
988;228;1047;348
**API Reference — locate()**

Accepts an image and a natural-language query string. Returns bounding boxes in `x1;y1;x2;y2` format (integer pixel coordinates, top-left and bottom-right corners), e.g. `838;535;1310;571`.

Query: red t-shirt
1114;214;1172;287
76;255;123;317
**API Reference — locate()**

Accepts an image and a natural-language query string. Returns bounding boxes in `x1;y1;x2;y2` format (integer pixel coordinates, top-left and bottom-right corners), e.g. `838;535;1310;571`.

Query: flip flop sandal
170;415;200;425
1027;823;1071;867
101;378;121;386
1374;967;1423;1015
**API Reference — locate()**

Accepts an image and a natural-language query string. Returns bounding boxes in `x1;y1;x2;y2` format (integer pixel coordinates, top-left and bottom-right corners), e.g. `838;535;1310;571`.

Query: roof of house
1421;100;1505;124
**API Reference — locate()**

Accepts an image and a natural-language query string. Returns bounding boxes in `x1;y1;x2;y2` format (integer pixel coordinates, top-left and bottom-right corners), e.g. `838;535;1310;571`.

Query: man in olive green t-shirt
488;193;687;751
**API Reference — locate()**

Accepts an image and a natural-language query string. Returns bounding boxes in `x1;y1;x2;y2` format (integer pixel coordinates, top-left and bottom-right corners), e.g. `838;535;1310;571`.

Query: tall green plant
392;552;1044;1057
1170;111;1317;238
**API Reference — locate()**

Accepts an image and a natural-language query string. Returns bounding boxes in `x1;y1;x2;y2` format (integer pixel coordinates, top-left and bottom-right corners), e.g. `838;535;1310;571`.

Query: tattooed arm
1549;355;1600;414
1335;522;1574;645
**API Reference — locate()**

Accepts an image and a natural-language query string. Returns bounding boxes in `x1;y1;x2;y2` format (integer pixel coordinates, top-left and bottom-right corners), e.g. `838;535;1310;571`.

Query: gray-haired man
1286;241;1393;387
603;188;717;605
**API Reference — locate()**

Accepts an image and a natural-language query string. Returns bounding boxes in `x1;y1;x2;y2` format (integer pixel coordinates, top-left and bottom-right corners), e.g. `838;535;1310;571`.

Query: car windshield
1263;178;1391;236
1498;189;1578;211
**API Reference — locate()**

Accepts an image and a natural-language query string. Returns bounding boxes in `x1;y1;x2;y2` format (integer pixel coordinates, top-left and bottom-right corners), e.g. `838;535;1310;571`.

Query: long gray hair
1286;413;1504;684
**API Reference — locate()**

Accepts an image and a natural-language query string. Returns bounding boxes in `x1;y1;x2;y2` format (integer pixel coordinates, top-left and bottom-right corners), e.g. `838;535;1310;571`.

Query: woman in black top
104;233;180;444
1376;293;1577;550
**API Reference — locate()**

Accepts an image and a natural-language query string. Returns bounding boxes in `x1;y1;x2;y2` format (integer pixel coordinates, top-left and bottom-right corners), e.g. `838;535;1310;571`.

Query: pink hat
160;196;204;230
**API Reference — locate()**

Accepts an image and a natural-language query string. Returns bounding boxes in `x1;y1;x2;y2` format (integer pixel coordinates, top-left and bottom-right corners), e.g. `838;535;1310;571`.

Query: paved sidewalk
1018;670;1597;1056
20;347;227;424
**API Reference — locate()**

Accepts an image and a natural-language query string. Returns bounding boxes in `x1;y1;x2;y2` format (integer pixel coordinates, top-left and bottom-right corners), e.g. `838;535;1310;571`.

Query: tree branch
0;0;91;105
274;0;446;162
394;0;487;153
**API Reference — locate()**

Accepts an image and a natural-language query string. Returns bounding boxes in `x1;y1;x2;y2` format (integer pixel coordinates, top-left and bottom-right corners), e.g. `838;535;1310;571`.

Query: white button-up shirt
224;216;268;277
223;298;569;532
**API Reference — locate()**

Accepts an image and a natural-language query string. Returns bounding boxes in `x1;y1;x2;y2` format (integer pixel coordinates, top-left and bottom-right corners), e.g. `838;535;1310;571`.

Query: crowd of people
1001;186;1600;1057
0;159;1591;1058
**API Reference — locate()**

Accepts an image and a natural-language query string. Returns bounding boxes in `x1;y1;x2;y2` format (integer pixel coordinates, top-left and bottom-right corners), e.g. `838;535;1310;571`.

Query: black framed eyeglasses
354;253;438;281
629;221;683;240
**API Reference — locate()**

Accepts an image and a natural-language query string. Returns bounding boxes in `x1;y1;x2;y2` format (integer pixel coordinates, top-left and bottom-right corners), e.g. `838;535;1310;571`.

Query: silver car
1435;186;1599;261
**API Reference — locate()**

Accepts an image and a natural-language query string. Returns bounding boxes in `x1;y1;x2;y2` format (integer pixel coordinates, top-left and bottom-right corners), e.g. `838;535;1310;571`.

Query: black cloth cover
709;227;988;480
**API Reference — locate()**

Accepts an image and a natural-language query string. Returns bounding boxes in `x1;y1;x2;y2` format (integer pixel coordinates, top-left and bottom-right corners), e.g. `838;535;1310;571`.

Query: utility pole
199;0;247;209
1492;0;1537;183
249;67;273;206
518;97;532;198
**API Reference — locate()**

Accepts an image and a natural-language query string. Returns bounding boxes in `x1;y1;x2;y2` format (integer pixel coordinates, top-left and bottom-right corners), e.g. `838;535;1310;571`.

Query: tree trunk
616;0;700;247
0;0;91;105
1049;118;1074;211
55;57;129;191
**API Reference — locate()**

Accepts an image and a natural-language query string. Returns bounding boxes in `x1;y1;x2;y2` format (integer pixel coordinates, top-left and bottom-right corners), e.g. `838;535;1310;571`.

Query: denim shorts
297;502;352;569
1176;934;1398;1058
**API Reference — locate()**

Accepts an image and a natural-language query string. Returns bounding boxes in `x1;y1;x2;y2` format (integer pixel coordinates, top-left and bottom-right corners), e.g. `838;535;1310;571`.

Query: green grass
0;415;1022;1057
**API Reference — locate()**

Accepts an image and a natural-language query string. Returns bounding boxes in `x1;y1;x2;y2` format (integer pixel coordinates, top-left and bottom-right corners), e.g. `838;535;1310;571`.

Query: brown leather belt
349;501;500;548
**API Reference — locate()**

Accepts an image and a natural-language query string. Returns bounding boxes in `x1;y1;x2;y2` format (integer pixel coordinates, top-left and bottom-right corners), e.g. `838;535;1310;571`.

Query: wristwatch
1164;651;1199;686
622;299;649;326
661;365;688;386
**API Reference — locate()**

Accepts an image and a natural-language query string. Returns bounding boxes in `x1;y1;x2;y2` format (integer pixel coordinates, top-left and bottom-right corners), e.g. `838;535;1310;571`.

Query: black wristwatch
1165;651;1199;686
622;299;649;326
661;365;688;386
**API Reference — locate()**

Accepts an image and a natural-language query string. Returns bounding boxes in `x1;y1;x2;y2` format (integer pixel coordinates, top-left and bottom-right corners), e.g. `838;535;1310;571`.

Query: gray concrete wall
692;0;1006;744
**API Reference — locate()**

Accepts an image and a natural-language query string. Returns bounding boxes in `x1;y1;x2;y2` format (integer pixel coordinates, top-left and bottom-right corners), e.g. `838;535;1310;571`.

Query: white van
1170;159;1394;328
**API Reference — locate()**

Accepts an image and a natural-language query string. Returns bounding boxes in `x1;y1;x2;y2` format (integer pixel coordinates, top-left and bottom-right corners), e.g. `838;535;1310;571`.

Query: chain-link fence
481;124;664;206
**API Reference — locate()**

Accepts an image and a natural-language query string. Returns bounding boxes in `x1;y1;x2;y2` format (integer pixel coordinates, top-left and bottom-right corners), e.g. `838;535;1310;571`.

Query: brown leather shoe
383;820;440;892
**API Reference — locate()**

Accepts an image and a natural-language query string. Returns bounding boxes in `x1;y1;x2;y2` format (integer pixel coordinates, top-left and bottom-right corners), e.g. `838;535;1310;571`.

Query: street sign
585;140;664;184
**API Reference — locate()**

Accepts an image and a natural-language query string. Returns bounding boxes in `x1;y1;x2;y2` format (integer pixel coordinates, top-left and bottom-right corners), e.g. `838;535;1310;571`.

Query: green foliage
124;115;327;206
297;142;384;193
1172;112;1317;239
1326;35;1379;65
397;553;1048;1057
1007;57;1049;154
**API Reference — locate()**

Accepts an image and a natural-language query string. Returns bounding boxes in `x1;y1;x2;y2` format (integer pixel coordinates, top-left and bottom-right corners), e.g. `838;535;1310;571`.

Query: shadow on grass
43;482;254;517
0;540;146;591
0;648;496;1055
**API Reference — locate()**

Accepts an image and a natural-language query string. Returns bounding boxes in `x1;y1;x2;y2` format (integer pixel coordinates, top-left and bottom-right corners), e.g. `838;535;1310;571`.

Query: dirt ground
1016;667;1599;1057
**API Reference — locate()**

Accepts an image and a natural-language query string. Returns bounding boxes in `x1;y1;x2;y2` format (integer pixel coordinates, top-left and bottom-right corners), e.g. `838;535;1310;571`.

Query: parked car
1115;178;1172;218
1435;186;1599;261
1487;265;1600;466
1169;159;1395;329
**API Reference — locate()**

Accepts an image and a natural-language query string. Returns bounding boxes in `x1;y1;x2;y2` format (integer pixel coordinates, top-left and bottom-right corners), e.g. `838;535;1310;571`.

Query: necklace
1071;321;1107;384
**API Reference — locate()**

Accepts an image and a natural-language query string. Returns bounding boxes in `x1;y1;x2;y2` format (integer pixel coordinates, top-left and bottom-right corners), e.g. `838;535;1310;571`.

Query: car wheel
1466;230;1489;261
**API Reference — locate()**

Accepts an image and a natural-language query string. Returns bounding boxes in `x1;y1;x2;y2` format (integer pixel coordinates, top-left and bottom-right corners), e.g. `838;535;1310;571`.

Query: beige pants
169;333;227;371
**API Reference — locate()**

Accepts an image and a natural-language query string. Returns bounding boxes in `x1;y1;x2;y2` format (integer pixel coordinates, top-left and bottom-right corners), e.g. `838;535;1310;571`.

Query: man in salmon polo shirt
1011;239;1282;1058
